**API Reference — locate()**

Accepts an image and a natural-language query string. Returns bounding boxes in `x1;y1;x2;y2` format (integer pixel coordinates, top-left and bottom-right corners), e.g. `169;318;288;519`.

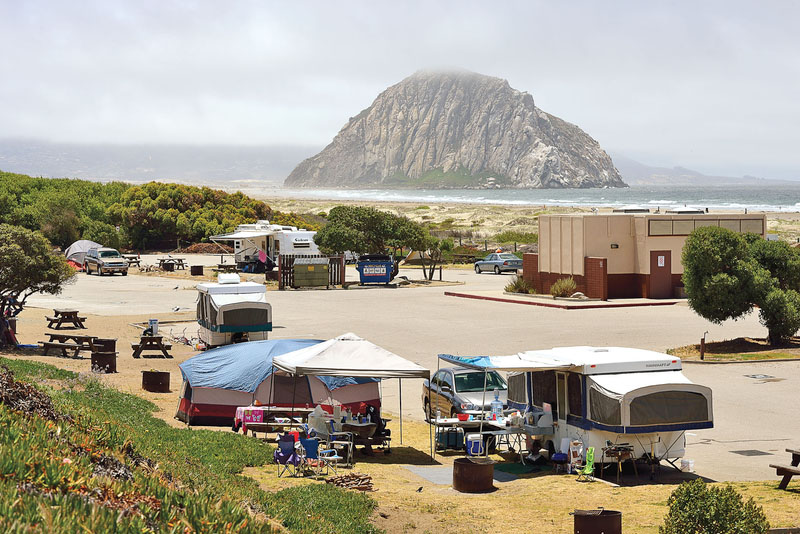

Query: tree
0;224;76;346
314;206;418;255
416;236;454;281
683;226;800;345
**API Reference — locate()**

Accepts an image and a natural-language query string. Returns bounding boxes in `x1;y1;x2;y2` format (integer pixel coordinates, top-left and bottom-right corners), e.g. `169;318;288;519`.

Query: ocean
252;184;800;212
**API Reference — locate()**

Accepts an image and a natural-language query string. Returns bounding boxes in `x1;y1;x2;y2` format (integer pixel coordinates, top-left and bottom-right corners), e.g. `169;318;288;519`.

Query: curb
443;291;679;310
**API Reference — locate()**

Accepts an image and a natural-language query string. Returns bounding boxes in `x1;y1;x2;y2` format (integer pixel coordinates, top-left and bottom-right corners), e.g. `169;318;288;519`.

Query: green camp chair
576;447;595;482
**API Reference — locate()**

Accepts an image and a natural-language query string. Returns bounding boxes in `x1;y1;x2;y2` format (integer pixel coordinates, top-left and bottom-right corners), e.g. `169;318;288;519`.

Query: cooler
466;434;484;456
436;427;464;450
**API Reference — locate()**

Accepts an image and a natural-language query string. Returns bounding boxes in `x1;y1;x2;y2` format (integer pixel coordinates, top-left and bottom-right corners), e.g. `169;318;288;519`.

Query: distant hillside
0;140;317;184
612;154;792;186
286;70;626;189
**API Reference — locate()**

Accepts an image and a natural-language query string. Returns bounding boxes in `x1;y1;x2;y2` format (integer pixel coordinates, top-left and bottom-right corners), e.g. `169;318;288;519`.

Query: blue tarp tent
176;339;380;425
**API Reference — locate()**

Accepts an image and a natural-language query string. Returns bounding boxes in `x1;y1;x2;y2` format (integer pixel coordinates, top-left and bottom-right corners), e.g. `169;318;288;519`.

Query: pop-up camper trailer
196;274;272;347
211;220;319;271
440;346;713;464
176;339;381;425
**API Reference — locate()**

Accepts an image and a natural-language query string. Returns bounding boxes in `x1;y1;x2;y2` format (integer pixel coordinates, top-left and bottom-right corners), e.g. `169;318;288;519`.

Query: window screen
532;371;558;415
507;373;527;406
741;219;764;235
648;220;672;236
719;219;740;232
567;373;582;416
693;219;718;229
629;391;708;426
672;220;694;235
209;302;217;326
223;308;269;327
589;388;621;426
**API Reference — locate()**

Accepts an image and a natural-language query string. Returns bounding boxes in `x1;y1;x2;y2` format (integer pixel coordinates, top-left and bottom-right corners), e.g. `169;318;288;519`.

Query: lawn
0;357;379;533
669;337;800;361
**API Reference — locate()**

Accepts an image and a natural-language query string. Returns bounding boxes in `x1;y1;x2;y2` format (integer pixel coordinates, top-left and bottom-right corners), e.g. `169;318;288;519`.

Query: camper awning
273;333;430;379
209;292;267;310
438;353;572;372
211;230;270;241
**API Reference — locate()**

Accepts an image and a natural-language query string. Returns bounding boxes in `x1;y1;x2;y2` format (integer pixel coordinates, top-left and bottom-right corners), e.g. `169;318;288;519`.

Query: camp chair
365;404;391;453
326;419;354;467
300;438;341;477
576;447;595;482
274;434;301;477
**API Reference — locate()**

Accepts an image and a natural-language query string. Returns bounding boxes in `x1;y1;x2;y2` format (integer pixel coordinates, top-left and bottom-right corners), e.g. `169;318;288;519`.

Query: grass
0;357;379;533
669;337;800;361
493;230;538;244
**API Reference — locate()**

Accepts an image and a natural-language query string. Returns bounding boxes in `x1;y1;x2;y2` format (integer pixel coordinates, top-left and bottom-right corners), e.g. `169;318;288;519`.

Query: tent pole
479;369;488;453
290;372;297;434
429;375;434;462
399;378;403;444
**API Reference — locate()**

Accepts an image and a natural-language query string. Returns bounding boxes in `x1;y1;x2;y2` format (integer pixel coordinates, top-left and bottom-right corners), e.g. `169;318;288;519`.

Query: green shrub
550;277;577;297
505;276;534;294
493;230;538;244
660;479;769;534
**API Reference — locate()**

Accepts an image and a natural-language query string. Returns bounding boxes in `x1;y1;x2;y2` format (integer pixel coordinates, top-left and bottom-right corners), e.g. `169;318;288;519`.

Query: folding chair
274;434;301;477
576;447;595;482
327;420;354;467
300;438;341;477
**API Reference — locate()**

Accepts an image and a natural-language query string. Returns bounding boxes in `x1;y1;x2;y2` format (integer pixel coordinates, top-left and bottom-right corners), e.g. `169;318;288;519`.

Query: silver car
422;367;508;418
84;247;128;276
474;253;523;274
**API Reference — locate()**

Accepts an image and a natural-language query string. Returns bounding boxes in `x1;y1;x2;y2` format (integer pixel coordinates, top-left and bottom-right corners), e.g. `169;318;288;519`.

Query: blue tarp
179;339;378;393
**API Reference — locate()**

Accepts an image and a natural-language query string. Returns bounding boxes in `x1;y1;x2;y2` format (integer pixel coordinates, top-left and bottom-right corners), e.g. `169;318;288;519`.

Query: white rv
196;274;272;347
440;347;713;465
211;220;319;268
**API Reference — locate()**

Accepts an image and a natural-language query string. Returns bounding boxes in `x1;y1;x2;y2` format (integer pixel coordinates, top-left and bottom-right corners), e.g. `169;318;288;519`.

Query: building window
672;220;694;235
648;220;672;236
719;220;741;232
741;219;764;234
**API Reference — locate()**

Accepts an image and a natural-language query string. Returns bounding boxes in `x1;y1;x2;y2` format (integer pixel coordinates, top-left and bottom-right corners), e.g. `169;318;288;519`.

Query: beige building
523;213;766;299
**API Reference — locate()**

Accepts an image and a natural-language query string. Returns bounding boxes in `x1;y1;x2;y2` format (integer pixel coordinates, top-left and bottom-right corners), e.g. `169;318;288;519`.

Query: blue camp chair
327;420;354;467
300;438;341;477
274;433;301;477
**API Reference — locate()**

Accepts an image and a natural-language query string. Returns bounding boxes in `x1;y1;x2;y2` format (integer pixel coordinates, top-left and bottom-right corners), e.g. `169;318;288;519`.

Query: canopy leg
399;378;403;444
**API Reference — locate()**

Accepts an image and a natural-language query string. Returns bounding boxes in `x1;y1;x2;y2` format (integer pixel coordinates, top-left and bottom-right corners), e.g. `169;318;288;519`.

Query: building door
556;373;567;423
649;250;672;299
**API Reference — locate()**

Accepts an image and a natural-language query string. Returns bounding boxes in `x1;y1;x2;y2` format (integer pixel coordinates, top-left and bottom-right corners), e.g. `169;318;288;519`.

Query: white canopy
273;333;430;379
64;240;102;263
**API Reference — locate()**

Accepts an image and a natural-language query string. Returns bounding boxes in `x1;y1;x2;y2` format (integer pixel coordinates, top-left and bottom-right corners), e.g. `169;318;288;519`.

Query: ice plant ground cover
0;358;378;534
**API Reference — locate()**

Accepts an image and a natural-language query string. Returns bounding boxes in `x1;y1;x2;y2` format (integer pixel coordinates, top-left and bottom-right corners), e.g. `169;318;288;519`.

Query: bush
660;479;769;534
493;230;538;244
505;275;534;294
550;277;577;297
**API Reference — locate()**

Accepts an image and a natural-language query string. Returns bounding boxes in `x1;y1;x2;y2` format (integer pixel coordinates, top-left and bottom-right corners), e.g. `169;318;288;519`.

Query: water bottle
436;408;441;421
490;388;503;419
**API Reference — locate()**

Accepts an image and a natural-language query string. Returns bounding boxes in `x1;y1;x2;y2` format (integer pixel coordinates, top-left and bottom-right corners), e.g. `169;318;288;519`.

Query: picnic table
770;448;800;489
452;253;478;264
131;335;173;358
40;332;96;358
123;255;141;267
215;263;239;273
158;258;186;270
46;309;87;330
432;417;526;456
234;406;313;436
601;445;639;484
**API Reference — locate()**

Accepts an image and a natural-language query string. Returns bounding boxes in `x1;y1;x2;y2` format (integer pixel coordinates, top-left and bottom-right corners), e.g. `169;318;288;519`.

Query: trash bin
190;265;204;276
292;257;329;288
141;370;170;392
572;509;622;534
162;262;175;272
356;254;395;285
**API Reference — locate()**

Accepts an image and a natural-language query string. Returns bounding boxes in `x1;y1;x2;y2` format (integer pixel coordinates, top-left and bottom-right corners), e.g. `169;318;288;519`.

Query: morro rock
285;70;626;189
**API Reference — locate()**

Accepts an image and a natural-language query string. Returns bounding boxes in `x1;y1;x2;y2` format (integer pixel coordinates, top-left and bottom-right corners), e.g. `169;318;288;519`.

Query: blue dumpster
356;255;395;285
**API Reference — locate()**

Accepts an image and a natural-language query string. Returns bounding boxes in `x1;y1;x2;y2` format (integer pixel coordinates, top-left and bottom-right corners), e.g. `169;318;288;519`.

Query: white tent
272;332;431;445
64;240;102;265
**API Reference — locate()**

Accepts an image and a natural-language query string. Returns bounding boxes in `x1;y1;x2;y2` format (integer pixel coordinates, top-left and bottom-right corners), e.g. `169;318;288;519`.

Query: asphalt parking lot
27;258;797;481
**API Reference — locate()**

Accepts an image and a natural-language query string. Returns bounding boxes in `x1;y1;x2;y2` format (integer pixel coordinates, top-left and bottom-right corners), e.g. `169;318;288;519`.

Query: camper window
629;391;708;426
567;373;582;416
532;371;558;416
589;388;621;426
209;302;217;326
223;308;269;327
507;373;527;406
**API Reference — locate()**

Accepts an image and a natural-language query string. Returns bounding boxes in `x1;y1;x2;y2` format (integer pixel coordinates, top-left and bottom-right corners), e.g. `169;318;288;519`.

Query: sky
2;1;799;179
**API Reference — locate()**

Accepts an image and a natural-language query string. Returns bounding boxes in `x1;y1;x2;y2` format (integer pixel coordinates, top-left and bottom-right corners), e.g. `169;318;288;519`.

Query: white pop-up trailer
196;274;272;347
211;220;319;268
439;346;713;467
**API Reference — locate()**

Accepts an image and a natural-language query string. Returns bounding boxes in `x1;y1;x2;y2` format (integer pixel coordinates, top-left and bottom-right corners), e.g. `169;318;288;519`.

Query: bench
39;341;83;358
770;448;800;489
46;315;88;329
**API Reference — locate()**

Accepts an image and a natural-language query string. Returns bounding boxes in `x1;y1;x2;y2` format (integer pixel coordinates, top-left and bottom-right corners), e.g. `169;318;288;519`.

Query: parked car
84;247;128;276
421;367;508;418
474;252;523;274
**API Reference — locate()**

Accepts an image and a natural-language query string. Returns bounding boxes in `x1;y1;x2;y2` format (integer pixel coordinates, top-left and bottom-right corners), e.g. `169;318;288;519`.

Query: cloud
1;0;799;178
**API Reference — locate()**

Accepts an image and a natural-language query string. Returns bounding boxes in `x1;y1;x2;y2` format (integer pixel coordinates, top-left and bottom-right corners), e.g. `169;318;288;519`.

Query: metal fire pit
141;370;170;392
453;457;495;493
91;352;117;373
573;509;622;534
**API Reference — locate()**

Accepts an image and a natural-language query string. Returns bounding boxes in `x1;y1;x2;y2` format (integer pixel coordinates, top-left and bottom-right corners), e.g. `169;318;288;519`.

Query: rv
211;220;319;270
441;346;713;464
196;274;272;347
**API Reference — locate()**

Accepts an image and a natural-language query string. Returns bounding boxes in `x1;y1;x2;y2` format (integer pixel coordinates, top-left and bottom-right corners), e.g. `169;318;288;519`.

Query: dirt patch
671;337;800;361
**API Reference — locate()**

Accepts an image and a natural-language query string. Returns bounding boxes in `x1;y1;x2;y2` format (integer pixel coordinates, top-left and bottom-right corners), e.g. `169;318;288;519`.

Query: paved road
27;260;796;481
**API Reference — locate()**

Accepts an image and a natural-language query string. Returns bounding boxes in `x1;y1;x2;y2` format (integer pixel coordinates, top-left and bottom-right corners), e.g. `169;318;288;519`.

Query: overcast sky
2;1;799;179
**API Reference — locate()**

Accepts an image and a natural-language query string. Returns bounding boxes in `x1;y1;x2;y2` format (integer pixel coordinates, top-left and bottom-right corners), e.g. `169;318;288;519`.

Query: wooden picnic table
46;309;87;330
215;263;239;273
39;332;95;358
123;255;141;267
131;335;173;358
770;448;800;489
601;446;639;484
158;258;186;270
